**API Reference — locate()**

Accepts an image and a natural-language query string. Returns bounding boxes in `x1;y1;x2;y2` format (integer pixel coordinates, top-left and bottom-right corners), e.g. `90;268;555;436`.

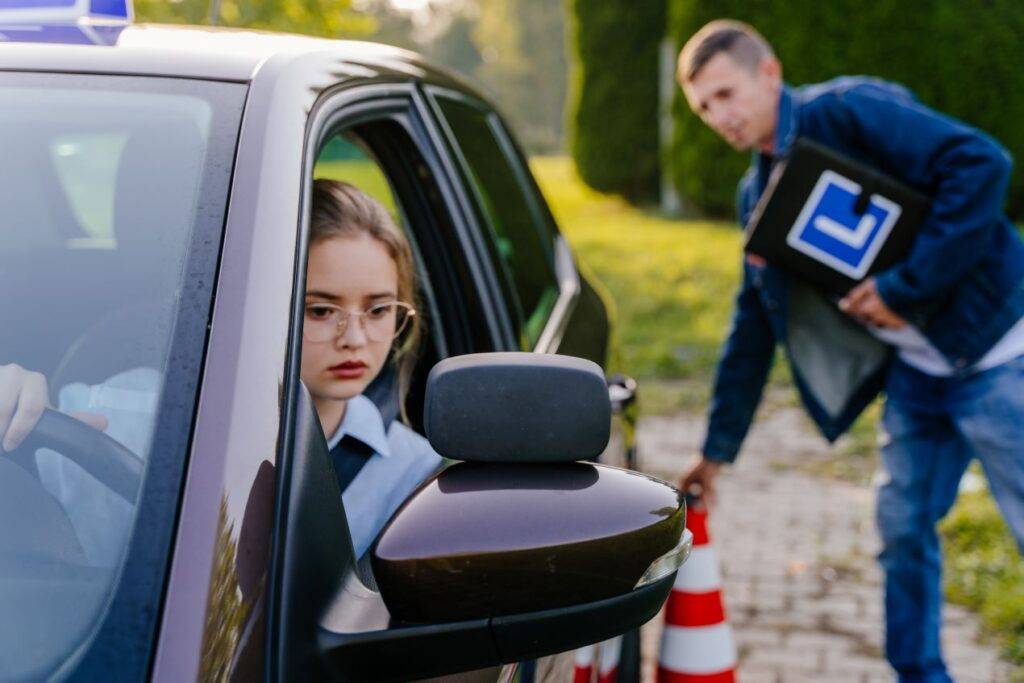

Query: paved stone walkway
636;407;1015;683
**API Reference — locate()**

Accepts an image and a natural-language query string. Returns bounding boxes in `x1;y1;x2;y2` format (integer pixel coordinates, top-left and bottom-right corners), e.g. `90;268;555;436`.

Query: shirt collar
326;394;391;457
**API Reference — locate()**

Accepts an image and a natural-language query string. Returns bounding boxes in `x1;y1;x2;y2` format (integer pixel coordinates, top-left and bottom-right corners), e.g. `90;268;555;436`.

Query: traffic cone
597;635;622;683
573;635;622;683
573;644;595;683
657;501;737;682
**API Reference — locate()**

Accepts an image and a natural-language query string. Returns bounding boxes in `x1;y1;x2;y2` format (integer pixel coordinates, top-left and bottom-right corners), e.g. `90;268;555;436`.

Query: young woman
0;179;440;562
300;179;441;559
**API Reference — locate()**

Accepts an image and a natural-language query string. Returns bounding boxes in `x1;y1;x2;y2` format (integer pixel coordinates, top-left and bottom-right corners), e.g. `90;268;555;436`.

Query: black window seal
412;84;520;350
421;85;579;353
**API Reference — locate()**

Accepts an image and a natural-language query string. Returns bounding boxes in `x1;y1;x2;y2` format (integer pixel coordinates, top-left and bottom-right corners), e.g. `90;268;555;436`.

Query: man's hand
839;277;907;330
678;456;723;506
745;253;768;268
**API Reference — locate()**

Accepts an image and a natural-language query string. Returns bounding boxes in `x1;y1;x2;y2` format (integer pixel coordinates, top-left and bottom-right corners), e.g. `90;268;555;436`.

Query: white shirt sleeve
35;367;161;567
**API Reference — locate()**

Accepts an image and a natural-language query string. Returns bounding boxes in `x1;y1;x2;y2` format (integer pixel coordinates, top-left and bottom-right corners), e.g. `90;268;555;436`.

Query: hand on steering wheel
0;363;50;452
1;363;109;451
0;363;141;503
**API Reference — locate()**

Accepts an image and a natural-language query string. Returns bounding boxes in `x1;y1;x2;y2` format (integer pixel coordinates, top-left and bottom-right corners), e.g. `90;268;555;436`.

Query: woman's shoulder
385;420;443;466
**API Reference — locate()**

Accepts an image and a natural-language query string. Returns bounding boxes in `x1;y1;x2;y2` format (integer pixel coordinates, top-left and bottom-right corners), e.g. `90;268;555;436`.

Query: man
677;19;1024;682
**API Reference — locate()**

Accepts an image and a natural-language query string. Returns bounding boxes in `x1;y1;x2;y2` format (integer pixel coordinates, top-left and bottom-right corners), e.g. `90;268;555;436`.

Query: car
0;5;689;681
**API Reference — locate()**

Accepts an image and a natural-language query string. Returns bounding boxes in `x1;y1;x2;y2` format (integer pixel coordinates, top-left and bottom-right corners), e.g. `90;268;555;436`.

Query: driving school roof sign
0;0;132;46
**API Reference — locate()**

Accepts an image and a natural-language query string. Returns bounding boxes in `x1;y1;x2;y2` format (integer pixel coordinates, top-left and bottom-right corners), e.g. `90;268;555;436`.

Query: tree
567;0;666;202
134;0;373;38
472;0;567;152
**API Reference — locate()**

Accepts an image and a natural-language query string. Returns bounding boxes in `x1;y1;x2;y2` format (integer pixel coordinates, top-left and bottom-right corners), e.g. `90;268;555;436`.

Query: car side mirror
284;354;690;681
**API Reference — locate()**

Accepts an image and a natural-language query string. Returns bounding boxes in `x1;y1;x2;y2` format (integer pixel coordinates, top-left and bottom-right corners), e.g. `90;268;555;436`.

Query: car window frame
422;85;580;353
267;80;516;681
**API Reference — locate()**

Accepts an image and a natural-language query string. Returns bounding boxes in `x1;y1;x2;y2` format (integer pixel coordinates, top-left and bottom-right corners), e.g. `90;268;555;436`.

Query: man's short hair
678;20;774;83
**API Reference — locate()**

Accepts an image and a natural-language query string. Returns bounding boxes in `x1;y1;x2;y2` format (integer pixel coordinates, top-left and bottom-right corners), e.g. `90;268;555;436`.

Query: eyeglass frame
302;300;416;343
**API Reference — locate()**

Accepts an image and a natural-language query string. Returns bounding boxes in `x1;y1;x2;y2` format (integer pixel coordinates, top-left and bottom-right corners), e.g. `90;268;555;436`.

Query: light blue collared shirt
326;394;442;559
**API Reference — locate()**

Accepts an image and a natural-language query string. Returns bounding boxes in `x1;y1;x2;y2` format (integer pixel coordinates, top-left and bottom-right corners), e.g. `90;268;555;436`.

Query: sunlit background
134;0;568;154
124;2;1024;669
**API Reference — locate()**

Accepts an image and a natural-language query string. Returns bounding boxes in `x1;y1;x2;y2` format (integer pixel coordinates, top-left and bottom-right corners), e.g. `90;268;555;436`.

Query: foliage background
566;0;665;203
134;0;373;36
135;0;568;153
667;0;1024;218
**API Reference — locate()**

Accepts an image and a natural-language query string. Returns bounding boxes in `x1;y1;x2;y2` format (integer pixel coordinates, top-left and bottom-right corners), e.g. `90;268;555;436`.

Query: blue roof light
0;0;132;46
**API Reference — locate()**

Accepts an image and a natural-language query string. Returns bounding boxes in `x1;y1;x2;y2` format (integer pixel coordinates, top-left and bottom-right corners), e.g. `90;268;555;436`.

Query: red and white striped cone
573;644;596;683
596;635;622;683
573;635;622;683
657;501;737;682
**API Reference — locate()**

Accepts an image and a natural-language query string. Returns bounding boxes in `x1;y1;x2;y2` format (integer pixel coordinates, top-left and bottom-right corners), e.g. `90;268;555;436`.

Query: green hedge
567;0;666;203
668;1;1024;219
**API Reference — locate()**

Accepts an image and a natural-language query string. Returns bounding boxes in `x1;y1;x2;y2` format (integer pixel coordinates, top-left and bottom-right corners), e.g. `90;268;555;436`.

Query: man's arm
681;263;777;501
825;84;1013;314
701;263;778;463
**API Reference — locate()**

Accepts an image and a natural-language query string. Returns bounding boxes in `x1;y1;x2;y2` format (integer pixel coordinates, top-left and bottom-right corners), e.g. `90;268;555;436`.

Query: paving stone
740;647;821;675
636;408;1015;683
731;670;780;683
780;674;863;683
735;626;785;649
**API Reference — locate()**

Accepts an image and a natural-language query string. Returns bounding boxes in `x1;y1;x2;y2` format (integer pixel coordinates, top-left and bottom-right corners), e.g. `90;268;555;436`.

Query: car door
266;81;520;682
268;78;654;683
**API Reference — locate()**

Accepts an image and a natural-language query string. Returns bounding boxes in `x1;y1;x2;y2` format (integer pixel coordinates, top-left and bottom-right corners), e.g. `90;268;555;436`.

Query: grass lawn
530;156;742;383
941;489;1024;670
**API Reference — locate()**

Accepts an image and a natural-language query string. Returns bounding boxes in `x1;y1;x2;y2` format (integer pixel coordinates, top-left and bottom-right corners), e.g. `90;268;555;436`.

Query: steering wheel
11;408;143;505
0;409;138;681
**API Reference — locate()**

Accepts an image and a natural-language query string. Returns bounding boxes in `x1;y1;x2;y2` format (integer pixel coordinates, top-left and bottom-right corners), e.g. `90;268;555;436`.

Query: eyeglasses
303;301;416;343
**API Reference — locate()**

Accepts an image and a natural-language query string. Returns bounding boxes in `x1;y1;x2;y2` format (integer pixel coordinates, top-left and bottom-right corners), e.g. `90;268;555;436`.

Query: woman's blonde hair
310;179;422;423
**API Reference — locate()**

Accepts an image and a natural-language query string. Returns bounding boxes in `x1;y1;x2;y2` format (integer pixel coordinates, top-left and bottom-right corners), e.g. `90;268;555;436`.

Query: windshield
0;72;244;680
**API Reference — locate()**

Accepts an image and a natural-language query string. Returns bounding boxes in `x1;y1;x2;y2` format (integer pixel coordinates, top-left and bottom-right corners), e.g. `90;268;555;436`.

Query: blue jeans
877;356;1024;682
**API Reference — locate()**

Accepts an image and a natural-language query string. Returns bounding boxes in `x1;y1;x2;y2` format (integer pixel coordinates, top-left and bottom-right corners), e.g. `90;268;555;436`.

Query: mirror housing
424;352;611;462
320;460;688;681
373;462;684;622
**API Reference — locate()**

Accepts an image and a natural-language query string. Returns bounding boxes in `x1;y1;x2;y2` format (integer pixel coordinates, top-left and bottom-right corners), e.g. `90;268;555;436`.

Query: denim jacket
703;78;1024;463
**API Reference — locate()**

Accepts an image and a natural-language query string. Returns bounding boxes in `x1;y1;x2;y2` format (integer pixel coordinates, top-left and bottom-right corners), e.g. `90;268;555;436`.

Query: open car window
313;119;499;427
313;130;439;432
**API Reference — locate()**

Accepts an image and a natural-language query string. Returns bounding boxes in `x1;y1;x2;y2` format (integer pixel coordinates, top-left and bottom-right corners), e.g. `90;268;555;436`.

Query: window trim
407;84;520;350
534;235;581;354
422;85;580;352
268;81;513;679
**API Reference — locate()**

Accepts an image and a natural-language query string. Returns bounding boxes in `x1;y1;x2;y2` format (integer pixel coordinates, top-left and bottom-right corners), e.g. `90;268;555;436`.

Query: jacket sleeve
702;264;777;463
822;85;1013;314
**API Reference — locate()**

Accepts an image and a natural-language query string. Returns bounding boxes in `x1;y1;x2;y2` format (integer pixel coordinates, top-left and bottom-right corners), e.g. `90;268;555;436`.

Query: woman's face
301;234;399;406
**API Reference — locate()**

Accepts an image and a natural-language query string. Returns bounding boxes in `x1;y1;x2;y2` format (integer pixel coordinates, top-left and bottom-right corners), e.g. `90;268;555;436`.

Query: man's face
682;52;782;153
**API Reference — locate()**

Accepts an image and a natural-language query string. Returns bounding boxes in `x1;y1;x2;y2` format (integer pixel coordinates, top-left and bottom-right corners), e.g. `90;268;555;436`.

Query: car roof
0;23;474;89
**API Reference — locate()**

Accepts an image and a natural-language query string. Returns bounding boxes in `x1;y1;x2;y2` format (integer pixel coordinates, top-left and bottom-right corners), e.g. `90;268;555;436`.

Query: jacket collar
773;84;798;157
750;84;797;195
